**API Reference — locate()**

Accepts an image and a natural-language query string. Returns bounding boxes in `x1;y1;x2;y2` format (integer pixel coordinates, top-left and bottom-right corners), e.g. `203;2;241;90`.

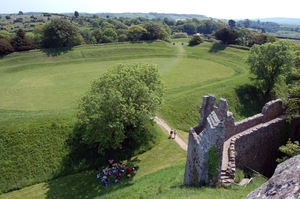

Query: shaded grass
0;127;187;199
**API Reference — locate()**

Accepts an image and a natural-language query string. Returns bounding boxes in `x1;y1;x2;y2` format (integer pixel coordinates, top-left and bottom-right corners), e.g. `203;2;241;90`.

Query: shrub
276;139;300;163
0;37;14;55
11;29;35;51
188;35;204;46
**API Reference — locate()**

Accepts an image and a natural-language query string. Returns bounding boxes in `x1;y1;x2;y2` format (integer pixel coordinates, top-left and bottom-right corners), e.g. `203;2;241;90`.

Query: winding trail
155;116;188;151
153;44;188;151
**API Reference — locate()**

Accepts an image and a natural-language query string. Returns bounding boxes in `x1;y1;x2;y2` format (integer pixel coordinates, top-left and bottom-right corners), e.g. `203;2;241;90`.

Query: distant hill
1;11;299;25
255;18;300;25
63;12;214;21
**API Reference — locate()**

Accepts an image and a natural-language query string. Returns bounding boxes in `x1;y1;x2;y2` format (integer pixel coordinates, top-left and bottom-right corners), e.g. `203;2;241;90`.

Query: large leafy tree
101;28;118;43
142;22;170;41
285;82;300;118
228;19;236;29
75;63;164;155
246;40;294;98
11;29;35;51
214;28;238;44
42;19;83;48
183;23;197;35
74;11;79;18
127;25;147;41
0;36;14;55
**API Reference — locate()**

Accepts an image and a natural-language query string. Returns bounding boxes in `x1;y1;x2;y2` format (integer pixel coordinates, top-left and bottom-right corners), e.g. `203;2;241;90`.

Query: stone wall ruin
184;94;286;186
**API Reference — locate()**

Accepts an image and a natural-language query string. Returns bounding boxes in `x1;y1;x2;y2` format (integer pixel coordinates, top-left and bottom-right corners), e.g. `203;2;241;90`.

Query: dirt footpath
155;116;187;151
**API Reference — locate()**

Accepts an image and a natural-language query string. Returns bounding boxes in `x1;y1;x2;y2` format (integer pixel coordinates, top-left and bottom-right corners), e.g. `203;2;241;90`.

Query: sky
1;0;300;20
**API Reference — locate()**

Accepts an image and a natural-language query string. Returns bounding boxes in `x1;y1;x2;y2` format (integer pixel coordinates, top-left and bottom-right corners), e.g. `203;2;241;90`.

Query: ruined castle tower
184;94;229;186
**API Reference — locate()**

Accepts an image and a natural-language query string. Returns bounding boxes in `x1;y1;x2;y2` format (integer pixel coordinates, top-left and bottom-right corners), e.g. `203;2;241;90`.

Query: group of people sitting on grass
96;159;139;186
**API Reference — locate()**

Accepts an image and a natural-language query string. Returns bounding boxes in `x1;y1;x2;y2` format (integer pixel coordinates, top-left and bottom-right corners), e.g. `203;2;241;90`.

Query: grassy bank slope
0;127;266;199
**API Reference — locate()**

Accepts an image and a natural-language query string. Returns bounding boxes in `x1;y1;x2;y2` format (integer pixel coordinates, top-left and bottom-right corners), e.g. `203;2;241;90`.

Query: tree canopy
74;11;79;18
228;19;236;29
75;63;164;155
214;28;238;44
246;40;294;98
42;19;83;48
11;29;35;51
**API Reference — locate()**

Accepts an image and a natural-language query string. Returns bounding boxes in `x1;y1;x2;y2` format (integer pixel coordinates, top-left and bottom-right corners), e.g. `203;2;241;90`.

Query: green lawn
0;40;266;198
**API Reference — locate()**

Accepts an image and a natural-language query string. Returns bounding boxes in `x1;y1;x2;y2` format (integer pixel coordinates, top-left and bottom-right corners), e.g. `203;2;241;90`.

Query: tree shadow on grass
234;84;266;117
44;169;137;199
44;126;143;199
40;46;74;57
208;43;227;53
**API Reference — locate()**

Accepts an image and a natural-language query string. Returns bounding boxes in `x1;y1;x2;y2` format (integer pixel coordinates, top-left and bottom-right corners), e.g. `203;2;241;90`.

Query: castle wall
184;94;287;185
225;99;284;140
234;118;286;177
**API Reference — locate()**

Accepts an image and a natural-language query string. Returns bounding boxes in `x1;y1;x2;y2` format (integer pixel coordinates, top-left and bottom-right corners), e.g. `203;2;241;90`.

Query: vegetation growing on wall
208;145;218;184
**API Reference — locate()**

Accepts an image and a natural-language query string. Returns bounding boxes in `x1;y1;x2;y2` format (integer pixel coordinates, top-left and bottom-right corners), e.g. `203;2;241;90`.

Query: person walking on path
169;129;173;138
173;130;177;139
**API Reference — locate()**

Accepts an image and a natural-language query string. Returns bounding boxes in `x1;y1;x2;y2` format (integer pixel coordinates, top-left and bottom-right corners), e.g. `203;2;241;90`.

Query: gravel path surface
155;116;187;151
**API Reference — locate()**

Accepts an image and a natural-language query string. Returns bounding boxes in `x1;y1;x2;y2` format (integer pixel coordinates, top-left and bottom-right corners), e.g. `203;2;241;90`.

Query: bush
276;139;300;163
188;35;204;46
11;29;35;51
0;37;14;55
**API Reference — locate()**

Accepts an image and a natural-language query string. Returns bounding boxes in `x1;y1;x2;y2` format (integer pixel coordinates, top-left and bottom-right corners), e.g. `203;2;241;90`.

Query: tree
276;139;300;163
127;25;147;41
246;40;294;98
244;19;250;28
32;24;45;47
42;19;83;48
11;29;35;51
228;19;236;29
75;63;164;155
285;82;300;118
214;28;238;44
251;33;267;45
92;28;102;44
142;22;170;41
188;35;204;46
0;36;14;55
197;20;220;34
74;11;79;18
183;23;197;35
101;28;118;43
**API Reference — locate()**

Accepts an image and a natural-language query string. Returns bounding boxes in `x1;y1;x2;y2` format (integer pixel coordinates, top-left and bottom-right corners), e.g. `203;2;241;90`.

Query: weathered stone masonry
184;94;286;186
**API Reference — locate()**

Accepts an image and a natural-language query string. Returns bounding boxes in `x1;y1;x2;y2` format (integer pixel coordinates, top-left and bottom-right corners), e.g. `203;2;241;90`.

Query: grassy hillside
0;40;266;197
0;127;266;199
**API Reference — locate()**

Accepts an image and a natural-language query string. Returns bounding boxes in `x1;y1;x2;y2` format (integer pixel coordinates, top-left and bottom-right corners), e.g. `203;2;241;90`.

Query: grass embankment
0;40;266;197
0;127;265;199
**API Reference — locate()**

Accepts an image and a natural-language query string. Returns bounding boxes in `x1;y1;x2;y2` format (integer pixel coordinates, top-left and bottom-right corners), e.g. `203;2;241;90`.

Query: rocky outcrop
247;155;300;199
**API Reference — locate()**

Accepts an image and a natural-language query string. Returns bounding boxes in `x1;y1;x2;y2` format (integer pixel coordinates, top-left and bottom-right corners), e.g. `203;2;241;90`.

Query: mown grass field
0;39;267;198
